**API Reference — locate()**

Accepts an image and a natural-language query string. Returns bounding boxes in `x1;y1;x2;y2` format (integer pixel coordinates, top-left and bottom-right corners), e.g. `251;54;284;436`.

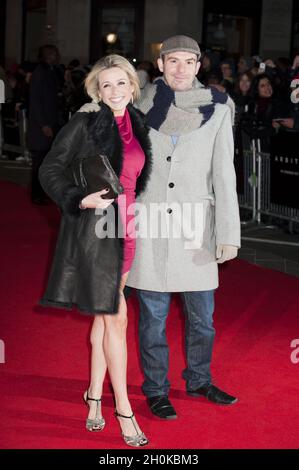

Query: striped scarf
137;77;235;136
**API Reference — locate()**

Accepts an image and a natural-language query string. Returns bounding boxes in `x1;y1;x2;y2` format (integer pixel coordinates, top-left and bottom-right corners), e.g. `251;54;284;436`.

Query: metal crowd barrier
238;137;299;224
0;80;31;163
0;108;31;163
237;131;299;245
0;79;4;158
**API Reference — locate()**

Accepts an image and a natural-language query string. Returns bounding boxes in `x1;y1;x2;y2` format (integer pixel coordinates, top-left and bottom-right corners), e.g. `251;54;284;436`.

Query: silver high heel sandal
83;390;105;432
114;410;149;447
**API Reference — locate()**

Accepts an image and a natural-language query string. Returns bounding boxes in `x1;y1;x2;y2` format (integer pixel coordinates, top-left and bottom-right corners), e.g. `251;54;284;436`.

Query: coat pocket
203;197;216;259
181;195;215;255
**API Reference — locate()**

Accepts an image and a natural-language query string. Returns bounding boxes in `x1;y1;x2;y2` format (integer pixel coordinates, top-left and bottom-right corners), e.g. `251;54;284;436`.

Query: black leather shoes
187;384;238;405
147;395;177;419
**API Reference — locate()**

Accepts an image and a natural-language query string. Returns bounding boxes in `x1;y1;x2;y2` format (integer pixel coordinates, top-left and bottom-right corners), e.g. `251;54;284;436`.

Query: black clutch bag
72;154;124;199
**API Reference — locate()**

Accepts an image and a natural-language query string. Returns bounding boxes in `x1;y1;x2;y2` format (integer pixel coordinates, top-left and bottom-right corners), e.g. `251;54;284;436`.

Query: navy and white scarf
137;77;235;136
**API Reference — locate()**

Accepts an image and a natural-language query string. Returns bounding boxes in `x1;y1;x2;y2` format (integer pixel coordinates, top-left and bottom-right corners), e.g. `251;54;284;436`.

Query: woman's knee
104;308;128;334
90;315;105;346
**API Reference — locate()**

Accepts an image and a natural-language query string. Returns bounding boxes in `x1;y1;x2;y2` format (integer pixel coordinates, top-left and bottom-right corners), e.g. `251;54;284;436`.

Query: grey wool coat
127;102;241;292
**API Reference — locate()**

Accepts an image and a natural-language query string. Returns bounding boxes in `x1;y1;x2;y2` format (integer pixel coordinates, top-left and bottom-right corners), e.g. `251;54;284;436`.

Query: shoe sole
187;391;238;405
86;425;105;431
148;397;178;419
151;412;178;420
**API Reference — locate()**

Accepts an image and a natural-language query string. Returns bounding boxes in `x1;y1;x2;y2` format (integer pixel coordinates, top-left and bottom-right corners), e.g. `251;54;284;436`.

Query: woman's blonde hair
85;54;140;103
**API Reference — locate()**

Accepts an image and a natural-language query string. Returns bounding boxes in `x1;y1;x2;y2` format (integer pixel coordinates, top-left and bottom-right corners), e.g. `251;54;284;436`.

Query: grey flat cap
160;35;201;60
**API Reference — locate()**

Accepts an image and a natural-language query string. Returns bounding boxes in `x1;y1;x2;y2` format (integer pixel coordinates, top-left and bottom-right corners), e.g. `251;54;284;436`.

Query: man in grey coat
126;35;241;419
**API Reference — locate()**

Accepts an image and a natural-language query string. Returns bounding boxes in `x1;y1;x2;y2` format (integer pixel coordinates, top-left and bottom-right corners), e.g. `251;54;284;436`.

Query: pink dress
115;109;145;275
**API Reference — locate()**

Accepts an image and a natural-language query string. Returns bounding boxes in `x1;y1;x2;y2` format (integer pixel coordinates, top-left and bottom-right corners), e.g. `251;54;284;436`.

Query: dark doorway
202;0;262;56
23;0;47;62
89;0;144;64
292;0;299;57
0;0;7;67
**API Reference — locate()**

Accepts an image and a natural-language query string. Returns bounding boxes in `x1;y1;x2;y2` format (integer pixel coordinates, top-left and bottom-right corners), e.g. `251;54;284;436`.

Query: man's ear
196;61;201;75
157;57;164;73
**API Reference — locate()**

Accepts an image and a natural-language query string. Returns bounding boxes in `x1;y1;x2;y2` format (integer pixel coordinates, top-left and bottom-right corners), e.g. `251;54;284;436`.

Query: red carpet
0;181;299;449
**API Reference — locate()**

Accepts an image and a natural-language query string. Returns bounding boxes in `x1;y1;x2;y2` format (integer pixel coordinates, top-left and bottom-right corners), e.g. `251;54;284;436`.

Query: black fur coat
39;104;152;315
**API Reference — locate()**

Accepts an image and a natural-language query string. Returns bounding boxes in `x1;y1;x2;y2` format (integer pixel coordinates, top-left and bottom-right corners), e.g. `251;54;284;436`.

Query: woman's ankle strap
114;410;134;419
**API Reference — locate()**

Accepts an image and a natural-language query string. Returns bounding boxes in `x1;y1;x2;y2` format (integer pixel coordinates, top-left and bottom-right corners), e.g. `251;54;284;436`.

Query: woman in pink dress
116;109;145;276
39;55;152;446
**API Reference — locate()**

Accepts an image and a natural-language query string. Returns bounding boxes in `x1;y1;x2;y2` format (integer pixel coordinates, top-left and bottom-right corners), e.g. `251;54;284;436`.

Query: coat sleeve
39;112;87;216
212;105;241;247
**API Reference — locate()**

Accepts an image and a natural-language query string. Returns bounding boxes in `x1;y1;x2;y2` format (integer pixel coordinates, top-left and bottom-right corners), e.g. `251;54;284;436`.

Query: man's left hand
216;245;238;264
78;102;100;113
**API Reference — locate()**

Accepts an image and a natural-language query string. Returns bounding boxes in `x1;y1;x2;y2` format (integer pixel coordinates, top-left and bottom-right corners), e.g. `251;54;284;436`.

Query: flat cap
160;35;201;60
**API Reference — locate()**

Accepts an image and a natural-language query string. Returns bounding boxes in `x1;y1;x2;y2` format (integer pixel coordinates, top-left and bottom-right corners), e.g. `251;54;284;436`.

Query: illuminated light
106;33;118;44
150;43;163;64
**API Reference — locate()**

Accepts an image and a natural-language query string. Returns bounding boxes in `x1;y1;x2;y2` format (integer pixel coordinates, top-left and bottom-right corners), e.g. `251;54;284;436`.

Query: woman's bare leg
103;272;144;437
86;315;107;420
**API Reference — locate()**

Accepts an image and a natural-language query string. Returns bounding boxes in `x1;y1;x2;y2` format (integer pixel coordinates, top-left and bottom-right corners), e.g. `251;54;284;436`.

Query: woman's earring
131;95;134;104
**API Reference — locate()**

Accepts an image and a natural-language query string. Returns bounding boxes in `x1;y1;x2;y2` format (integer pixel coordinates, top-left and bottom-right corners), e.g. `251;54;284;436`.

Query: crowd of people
1;46;298;202
1;46;299;144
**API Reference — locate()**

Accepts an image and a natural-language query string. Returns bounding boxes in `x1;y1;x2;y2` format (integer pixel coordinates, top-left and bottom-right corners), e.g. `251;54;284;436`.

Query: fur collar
86;103;152;196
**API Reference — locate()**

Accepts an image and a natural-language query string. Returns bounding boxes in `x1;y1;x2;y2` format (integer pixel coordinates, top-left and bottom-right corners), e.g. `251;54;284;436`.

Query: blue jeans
136;289;215;397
